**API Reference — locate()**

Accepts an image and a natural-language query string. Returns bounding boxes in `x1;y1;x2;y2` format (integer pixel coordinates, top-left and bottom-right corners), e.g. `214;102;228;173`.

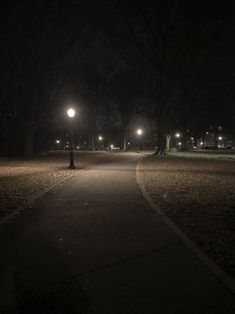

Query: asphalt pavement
0;152;235;313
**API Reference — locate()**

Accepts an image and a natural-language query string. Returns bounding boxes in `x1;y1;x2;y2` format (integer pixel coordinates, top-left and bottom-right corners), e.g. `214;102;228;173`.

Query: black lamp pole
69;122;76;169
67;108;76;169
136;129;142;153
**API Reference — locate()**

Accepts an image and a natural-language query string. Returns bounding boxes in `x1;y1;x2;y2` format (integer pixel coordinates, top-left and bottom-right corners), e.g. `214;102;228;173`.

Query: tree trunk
154;117;167;155
88;130;95;151
166;134;171;152
122;130;127;151
24;127;34;158
181;130;188;151
91;133;95;151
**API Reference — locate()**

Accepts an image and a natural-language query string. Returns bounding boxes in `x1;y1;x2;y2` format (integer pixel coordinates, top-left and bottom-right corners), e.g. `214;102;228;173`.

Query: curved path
0;153;235;313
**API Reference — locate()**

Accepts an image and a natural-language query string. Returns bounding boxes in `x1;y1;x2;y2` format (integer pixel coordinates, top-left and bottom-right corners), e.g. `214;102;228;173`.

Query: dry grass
139;154;235;278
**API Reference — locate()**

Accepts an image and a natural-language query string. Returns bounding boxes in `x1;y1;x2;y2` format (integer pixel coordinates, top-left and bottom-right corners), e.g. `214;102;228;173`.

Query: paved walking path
0;153;235;313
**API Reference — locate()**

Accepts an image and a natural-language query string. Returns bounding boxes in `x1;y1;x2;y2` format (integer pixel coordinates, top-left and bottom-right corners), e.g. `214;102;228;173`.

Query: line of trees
1;1;235;156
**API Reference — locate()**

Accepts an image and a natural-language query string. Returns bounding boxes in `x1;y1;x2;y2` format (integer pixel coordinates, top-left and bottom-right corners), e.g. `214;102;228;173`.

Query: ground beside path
138;153;235;279
0;152;235;313
0;151;117;220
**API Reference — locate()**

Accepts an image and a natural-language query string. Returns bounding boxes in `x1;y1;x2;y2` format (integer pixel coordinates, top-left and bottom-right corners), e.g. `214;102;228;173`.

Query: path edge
0;153;119;228
136;156;235;295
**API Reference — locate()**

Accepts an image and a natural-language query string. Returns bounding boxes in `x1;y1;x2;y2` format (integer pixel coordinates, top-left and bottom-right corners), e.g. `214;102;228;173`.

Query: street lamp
136;128;143;153
98;136;104;150
67;107;76;169
55;139;60;150
175;133;180;138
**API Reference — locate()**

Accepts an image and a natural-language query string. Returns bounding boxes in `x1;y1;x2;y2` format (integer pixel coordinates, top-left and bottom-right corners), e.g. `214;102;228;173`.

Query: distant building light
218;136;223;140
175;133;180;138
200;142;203;145
178;142;182;146
110;144;114;148
76;146;80;149
56;139;60;144
191;137;194;141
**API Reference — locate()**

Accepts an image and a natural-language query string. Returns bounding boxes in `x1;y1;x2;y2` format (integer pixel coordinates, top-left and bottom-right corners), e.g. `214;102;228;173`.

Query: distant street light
55;139;60;150
136;128;143;152
175;133;180;138
98;136;104;150
218;136;223;140
67;107;76;169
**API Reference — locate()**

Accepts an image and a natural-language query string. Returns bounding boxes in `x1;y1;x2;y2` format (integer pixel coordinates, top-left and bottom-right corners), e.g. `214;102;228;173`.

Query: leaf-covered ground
139;153;235;278
0;151;116;219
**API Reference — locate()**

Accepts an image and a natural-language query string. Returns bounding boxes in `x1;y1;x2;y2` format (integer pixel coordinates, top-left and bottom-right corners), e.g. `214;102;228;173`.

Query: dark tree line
0;1;88;156
0;0;235;156
96;0;235;153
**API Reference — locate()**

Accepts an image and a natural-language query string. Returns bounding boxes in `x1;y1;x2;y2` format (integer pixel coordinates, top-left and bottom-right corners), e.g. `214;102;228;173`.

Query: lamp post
136;128;143;153
98;136;104;150
55;139;60;150
67;108;76;169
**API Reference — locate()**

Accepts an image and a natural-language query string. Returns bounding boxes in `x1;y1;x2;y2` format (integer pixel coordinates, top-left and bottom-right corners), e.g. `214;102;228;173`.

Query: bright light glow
178;142;182;146
128;142;131;145
67;108;75;118
110;144;114;148
200;142;203;145
56;139;60;144
191;137;194;141
98;136;103;141
175;133;180;138
76;146;80;149
218;136;223;140
137;129;142;135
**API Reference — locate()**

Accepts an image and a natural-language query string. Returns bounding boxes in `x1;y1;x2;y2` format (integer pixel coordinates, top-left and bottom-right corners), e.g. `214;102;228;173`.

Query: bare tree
0;1;87;156
99;0;224;153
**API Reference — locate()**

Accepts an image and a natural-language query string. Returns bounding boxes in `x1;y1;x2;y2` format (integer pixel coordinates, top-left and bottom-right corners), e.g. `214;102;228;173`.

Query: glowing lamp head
137;129;142;136
175;133;180;138
67;108;75;118
98;136;103;141
218;136;222;140
56;139;60;144
110;144;114;148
